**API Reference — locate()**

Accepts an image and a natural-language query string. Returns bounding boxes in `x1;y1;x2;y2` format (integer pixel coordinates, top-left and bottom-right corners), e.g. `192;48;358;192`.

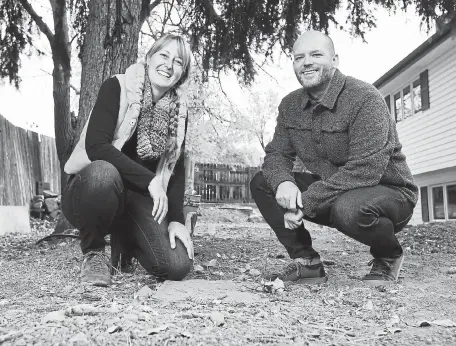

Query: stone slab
154;279;265;304
0;206;31;235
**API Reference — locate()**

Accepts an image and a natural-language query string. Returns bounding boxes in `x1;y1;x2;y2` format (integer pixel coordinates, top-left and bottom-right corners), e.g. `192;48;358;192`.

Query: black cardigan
85;77;186;224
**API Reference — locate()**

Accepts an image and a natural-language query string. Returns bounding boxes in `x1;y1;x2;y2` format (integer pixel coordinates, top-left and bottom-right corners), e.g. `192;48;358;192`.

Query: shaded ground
1;206;456;345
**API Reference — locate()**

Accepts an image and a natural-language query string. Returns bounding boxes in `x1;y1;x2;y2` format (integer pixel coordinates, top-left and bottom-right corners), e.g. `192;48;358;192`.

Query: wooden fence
0;114;61;206
193;163;261;203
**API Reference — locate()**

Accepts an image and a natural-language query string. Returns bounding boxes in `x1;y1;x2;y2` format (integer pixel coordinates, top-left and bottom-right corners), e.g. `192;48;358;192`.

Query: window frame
392;78;422;122
429;182;456;221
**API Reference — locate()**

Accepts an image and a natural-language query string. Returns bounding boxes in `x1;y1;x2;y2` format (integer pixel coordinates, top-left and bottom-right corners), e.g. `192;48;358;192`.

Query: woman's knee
79;160;123;193
143;240;192;281
166;239;193;280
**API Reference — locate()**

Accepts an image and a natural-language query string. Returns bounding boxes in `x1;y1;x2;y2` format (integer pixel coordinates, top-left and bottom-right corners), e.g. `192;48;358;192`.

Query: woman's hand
284;209;304;230
148;176;168;224
168;222;194;259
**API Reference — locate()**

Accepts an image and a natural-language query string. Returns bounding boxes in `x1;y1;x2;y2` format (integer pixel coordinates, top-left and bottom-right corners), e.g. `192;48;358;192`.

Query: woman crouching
62;34;194;286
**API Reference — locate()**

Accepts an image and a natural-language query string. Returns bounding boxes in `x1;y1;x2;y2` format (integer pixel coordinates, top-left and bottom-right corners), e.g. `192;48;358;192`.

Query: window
403;86;412;119
432;186;445;220
447;185;456;219
425;183;456;221
386;70;430;123
413;79;422;113
394;93;402;122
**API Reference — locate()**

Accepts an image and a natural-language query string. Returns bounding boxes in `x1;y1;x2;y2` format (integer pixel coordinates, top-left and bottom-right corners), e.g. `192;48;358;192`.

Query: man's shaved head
292;31;338;93
293;31;335;56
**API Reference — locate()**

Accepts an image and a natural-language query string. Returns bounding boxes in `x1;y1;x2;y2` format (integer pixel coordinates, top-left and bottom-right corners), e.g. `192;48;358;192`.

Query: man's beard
296;65;333;89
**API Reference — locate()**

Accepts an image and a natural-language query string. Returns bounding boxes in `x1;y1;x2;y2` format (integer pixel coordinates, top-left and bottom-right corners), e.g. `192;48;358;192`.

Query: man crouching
250;31;417;286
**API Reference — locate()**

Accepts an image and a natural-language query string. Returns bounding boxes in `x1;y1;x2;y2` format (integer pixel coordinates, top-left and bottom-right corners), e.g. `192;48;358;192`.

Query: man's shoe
81;250;111;287
268;256;328;284
362;253;404;285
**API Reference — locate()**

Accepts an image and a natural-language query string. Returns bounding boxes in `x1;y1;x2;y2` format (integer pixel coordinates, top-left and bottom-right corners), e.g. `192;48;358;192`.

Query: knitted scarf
136;70;180;160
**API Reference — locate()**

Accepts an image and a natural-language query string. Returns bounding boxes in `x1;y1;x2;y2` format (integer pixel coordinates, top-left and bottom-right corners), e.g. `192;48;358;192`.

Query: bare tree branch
199;0;224;25
40;68;80;94
141;0;163;24
17;0;54;43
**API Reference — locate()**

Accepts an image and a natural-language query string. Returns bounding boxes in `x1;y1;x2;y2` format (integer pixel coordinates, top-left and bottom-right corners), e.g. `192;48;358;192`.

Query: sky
0;5;435;137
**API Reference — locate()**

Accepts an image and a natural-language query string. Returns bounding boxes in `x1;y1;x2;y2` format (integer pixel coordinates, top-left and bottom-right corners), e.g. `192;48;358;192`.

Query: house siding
396;43;456;176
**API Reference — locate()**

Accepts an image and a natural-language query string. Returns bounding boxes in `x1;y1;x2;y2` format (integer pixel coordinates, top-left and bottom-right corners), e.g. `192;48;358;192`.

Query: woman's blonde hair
145;34;192;187
145;33;192;90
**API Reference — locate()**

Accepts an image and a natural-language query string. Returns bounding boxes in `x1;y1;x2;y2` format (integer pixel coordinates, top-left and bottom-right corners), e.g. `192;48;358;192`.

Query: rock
248;269;261;276
123;314;139;322
363;300;374;310
154;280;266;304
44;198;59;213
203;259;217;267
322;260;336;265
65;304;99;316
42;310;66;323
49;210;60;220
193;264;204;273
43;190;59;198
69;332;89;344
134;285;153;299
446;267;456;274
103;317;121;326
431;319;456;327
247;213;264;223
210;311;225;326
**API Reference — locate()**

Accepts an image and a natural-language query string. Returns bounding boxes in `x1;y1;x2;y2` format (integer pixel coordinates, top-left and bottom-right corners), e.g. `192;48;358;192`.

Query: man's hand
148;176;168;224
168;221;194;260
284;209;304;229
276;181;303;210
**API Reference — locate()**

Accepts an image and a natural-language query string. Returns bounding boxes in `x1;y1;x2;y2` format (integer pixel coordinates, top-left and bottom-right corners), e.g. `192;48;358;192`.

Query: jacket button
130;120;135;127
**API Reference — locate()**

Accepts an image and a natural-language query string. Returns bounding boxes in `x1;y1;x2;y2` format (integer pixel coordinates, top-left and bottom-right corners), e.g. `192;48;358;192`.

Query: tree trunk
76;0;143;138
49;0;75;234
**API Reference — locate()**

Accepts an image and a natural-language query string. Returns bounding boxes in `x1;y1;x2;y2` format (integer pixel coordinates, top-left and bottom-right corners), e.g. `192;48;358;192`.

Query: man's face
293;35;337;90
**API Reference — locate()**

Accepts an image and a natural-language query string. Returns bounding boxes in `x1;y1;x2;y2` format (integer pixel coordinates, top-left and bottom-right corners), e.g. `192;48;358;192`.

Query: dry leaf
107;325;122;334
147;325;169;335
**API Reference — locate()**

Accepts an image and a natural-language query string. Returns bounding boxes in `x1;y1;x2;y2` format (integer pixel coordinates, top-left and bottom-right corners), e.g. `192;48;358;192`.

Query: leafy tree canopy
1;0;455;87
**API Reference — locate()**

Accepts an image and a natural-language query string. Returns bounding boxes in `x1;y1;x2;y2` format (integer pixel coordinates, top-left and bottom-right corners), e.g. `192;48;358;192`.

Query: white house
374;18;456;224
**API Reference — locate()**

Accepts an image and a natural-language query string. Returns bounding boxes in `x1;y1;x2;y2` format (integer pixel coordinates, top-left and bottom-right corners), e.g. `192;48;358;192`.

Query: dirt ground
1;205;456;346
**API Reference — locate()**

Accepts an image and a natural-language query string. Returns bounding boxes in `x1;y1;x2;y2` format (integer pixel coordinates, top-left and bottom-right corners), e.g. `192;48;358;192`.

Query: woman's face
147;40;184;94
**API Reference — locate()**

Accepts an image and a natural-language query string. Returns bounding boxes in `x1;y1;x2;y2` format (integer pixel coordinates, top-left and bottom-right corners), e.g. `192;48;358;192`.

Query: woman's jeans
61;160;192;280
250;171;414;259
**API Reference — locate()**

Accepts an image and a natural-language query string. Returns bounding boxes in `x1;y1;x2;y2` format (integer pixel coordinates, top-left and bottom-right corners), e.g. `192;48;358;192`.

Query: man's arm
301;91;394;218
262;110;297;192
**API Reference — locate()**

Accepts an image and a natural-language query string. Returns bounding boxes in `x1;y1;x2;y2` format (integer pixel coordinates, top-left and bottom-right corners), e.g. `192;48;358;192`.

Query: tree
1;0;455;220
